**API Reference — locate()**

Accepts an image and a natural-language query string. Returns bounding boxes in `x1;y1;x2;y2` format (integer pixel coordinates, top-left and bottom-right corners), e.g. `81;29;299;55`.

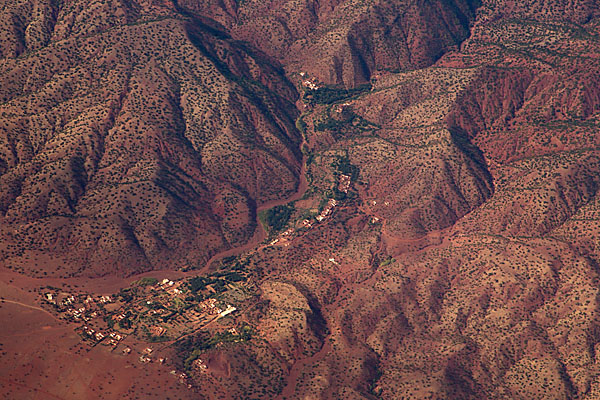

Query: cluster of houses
316;198;338;222
40;275;243;389
303;79;320;90
268;198;339;247
301;218;314;229
148;278;183;295
44;292;75;305
300;72;320;90
268;173;356;247
316;174;353;221
171;370;190;386
338;174;351;193
192;358;208;372
137;347;165;364
44;291;114;322
197;298;237;318
82;326;104;341
281;227;294;237
139;347;166;364
334;103;351;113
81;326;125;346
107;332;124;346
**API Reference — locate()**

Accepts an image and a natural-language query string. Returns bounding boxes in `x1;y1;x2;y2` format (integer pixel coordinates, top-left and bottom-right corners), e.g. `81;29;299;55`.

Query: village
35;167;356;387
38;267;251;385
268;172;352;247
42;276;242;343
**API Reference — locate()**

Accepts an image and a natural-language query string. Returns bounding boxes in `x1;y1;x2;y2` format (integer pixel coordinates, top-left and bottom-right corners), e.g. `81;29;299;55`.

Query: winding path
0;299;60;321
197;142;309;274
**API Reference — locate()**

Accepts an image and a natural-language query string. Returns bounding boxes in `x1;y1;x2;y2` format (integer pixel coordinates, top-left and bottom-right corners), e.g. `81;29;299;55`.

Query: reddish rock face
180;0;481;86
0;0;302;277
2;0;600;400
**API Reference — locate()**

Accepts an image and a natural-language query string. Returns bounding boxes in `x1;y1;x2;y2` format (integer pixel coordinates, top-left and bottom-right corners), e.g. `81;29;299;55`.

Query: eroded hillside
181;0;481;86
1;0;600;399
0;0;302;277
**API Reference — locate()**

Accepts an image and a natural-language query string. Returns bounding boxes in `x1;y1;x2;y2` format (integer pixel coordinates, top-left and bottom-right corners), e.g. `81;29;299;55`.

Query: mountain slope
0;0;302;277
2;0;600;399
180;0;482;86
170;1;600;398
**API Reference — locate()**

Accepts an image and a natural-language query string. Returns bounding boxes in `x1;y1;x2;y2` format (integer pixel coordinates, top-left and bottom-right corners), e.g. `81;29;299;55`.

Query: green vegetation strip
304;84;372;105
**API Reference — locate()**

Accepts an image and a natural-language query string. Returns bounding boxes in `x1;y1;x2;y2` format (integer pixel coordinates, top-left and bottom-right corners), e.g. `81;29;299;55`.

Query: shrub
265;204;295;231
304;84;372;104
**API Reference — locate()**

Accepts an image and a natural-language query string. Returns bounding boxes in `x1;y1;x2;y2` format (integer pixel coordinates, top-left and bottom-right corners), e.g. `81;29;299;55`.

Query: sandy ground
0;269;197;400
